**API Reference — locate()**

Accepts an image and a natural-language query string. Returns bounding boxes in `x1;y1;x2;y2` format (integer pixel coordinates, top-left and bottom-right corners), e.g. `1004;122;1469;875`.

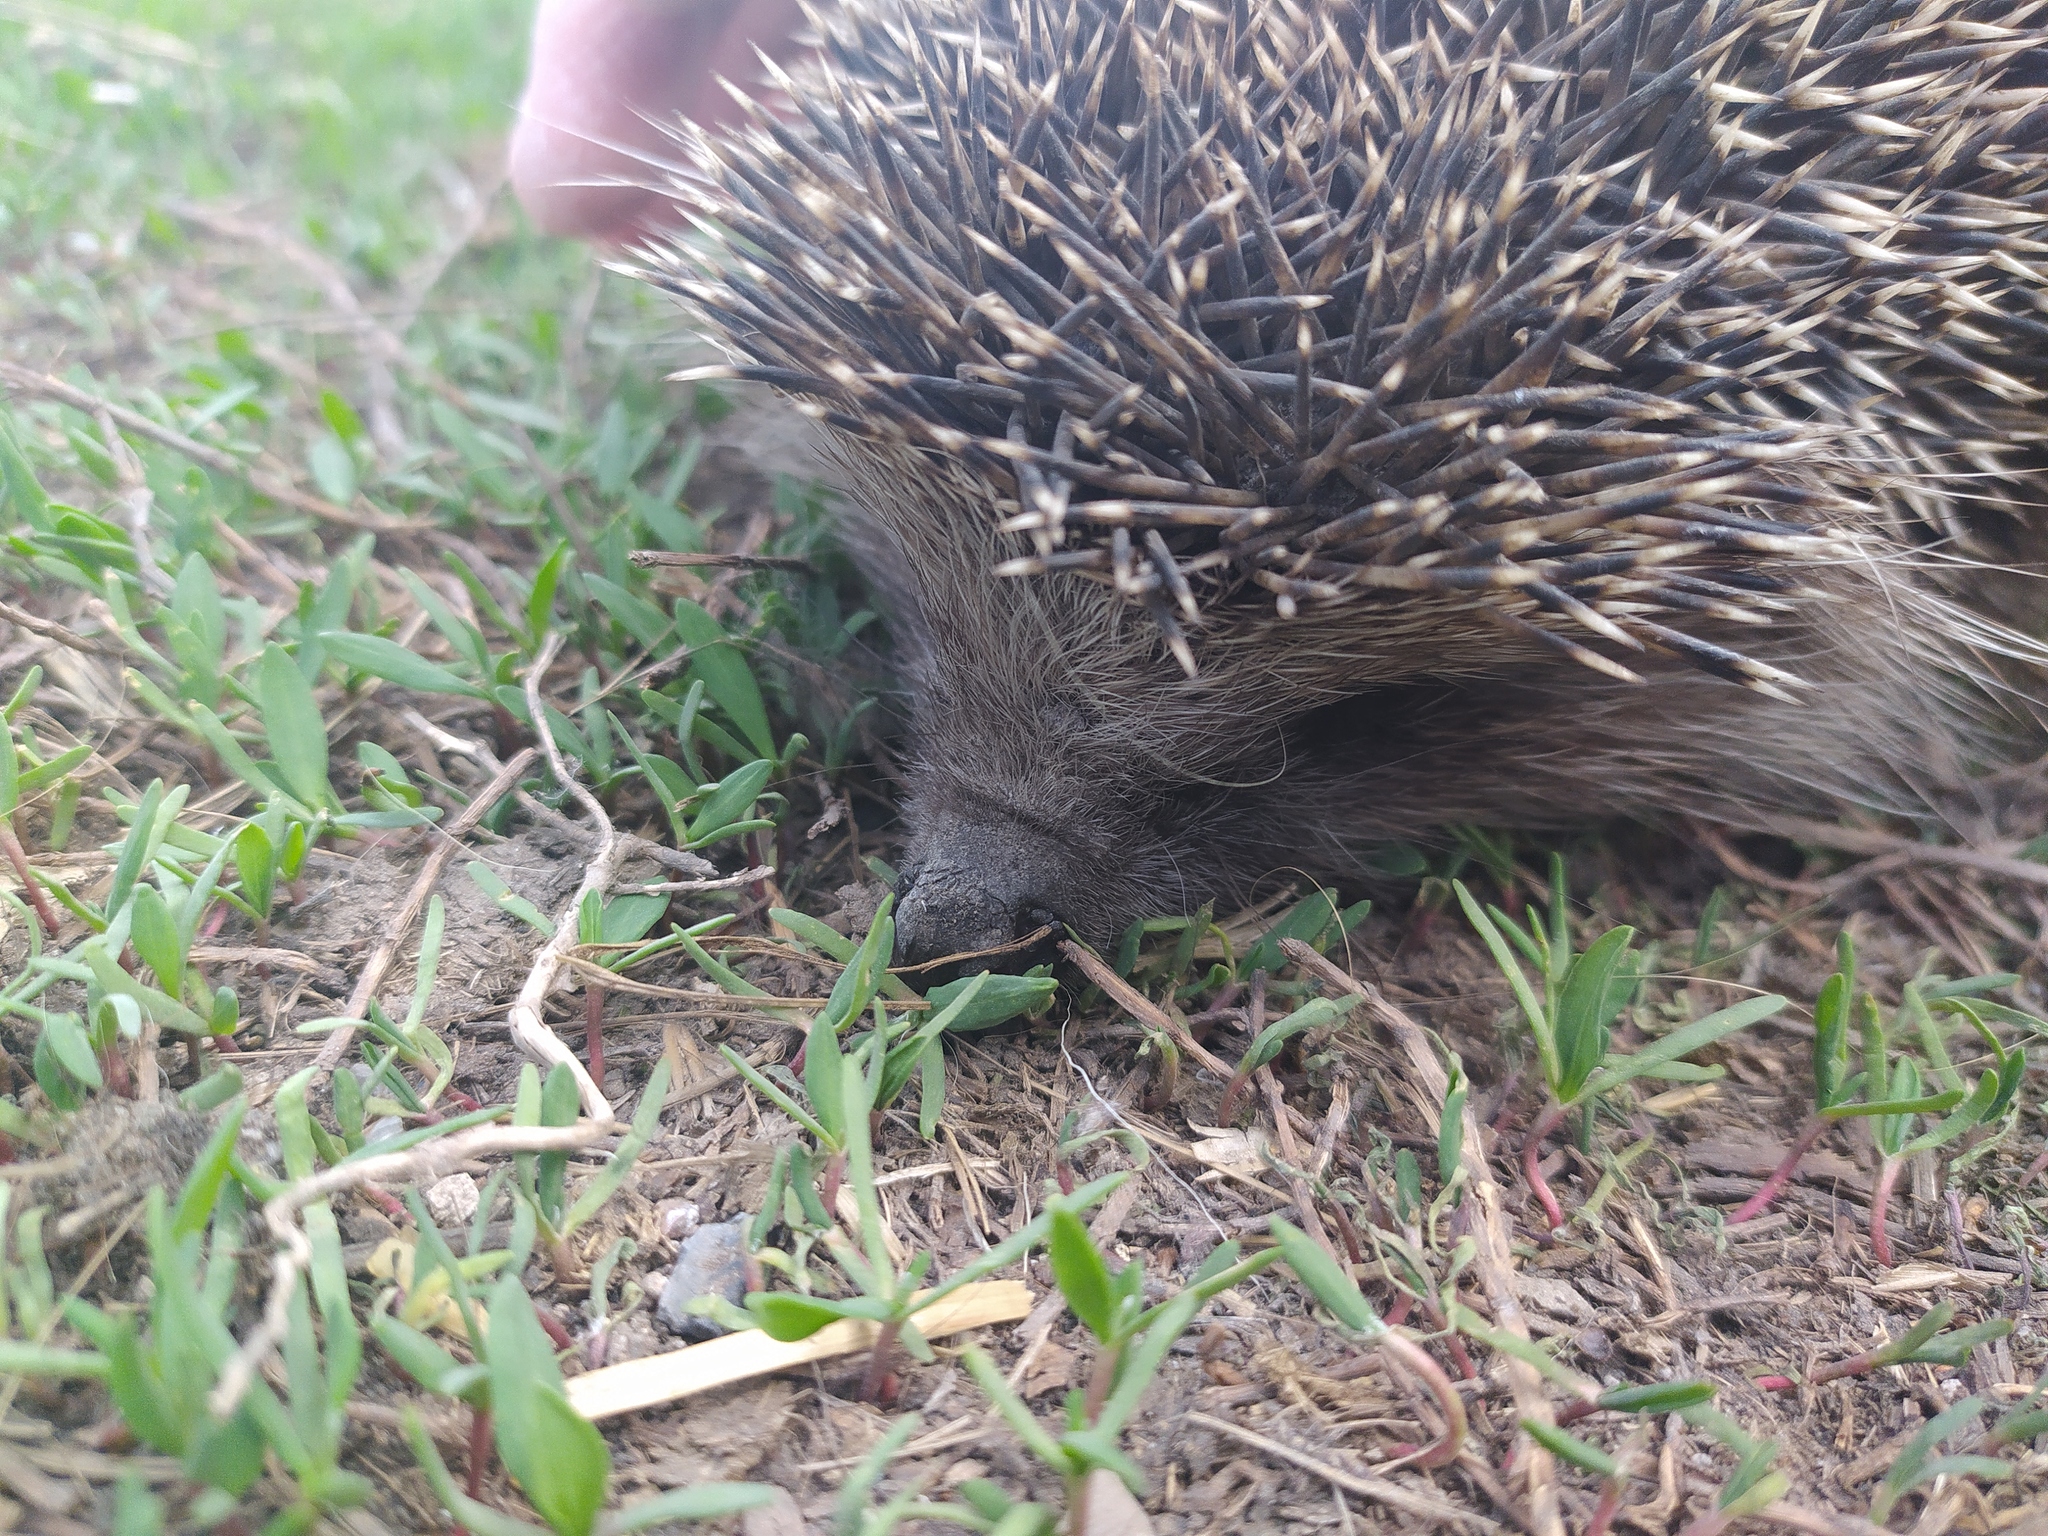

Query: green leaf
1523;1420;1619;1479
0;409;52;524
0;1341;109;1379
598;1486;777;1535
960;1346;1068;1472
1271;1217;1381;1336
319;389;366;443
560;1061;671;1234
522;1389;610;1536
1048;1208;1115;1342
127;885;184;993
686;758;773;846
1595;1380;1717;1415
0;709;16;816
923;971;1056;1029
1576;994;1785;1104
467;862;555;934
488;1277;573;1516
257;644;332;811
746;1291;890;1341
170;1098;248;1240
320;632;492;700
1235;994;1361;1079
1242;892;1355;977
107;779;167;920
403;1410;550;1536
585;575;672;654
672;599;775;759
1553;926;1636;1101
1455;880;1553;1079
370;1311;482;1404
598;893;668;945
40;1011;102;1089
15;740;91;801
527;541;572;646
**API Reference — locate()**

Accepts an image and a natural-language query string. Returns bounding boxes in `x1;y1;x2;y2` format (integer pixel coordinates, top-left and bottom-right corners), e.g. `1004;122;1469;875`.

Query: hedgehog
635;0;2048;966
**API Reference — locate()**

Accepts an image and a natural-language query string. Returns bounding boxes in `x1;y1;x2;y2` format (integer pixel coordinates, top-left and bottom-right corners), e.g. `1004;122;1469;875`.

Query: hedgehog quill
636;0;2048;964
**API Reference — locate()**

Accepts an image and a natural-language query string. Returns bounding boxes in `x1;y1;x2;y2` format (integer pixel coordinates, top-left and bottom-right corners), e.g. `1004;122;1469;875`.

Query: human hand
509;0;807;245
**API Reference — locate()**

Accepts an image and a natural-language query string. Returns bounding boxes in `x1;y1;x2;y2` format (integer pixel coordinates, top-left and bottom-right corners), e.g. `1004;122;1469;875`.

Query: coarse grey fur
643;0;2048;964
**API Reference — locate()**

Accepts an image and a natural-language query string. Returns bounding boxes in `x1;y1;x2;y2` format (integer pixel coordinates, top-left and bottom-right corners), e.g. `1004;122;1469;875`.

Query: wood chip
564;1280;1033;1420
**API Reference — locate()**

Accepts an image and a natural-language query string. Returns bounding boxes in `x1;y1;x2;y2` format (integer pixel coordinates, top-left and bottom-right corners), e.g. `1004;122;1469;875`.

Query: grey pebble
655;1215;751;1341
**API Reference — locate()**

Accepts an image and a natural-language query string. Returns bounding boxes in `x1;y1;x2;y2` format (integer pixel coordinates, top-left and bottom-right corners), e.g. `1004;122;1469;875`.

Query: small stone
424;1174;480;1228
656;1215;751;1341
662;1200;702;1240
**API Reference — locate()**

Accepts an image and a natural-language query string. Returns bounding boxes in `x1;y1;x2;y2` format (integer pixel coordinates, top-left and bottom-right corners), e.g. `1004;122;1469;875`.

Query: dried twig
635;863;774;894
0;599;126;657
1186;1412;1498;1531
209;1123;614;1420
311;748;537;1075
1059;939;1319;1144
629;549;814;572
1282;940;1565;1536
506;636;622;1120
1259;1066;1337;1258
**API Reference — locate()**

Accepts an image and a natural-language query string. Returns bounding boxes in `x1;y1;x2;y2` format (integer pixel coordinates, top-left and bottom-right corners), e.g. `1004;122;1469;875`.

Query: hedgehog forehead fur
639;0;2048;963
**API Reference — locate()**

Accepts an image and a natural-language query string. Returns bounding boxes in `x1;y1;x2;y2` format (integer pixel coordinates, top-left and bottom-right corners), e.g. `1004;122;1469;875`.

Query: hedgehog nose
892;864;1021;969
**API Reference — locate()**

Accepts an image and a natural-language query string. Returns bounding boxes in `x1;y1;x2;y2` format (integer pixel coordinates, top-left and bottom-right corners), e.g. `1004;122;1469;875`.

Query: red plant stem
1761;1340;1889;1392
1869;1155;1902;1268
1587;1480;1625;1536
584;984;606;1093
464;1407;492;1500
1328;1200;1366;1266
819;1152;845;1214
0;819;60;937
859;1320;900;1404
1445;1333;1478;1383
1522;1099;1570;1236
1217;1070;1253;1124
1384;1292;1416;1328
1377;1329;1468;1469
1727;1114;1829;1225
1082;1341;1120;1424
535;1307;575;1351
98;1043;134;1099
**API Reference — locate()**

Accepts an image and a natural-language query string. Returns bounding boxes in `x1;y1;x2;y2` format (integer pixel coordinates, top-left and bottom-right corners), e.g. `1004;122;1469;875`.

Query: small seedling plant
1456;858;1785;1234
1270;1216;1470;1467
962;1218;1282;1507
386;1255;771;1536
727;972;1113;1403
1727;933;2033;1264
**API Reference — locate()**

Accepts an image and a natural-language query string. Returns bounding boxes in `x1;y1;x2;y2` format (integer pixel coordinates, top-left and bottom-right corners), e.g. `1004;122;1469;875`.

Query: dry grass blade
1280;939;1565;1536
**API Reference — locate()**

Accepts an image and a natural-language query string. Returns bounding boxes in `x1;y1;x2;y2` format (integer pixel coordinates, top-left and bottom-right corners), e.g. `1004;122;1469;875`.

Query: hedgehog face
888;689;1184;964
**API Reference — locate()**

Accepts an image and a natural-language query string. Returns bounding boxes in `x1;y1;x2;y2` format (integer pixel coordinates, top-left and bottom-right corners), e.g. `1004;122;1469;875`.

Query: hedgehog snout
893;860;1040;968
889;805;1076;968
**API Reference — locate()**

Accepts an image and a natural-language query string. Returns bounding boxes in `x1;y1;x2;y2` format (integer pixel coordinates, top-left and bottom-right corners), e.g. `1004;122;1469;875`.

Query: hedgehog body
647;0;2048;963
